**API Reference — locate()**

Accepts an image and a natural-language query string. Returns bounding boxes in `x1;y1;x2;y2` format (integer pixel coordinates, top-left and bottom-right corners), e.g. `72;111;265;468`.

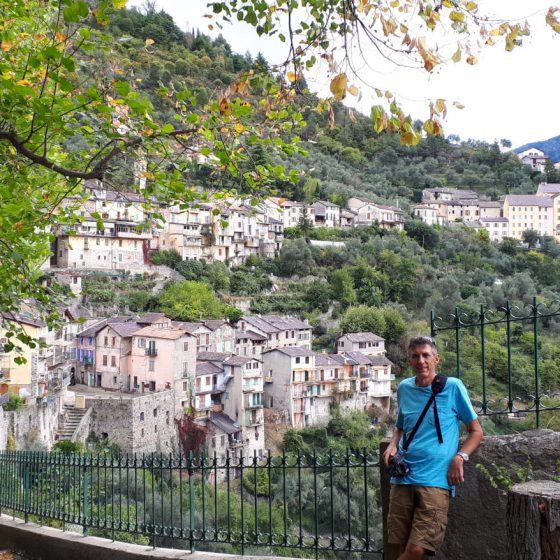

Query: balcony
145;347;158;357
264;375;273;383
244;398;263;409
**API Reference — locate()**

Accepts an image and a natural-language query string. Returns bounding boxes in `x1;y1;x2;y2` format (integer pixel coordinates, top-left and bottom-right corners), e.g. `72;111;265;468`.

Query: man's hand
447;455;465;485
383;443;398;468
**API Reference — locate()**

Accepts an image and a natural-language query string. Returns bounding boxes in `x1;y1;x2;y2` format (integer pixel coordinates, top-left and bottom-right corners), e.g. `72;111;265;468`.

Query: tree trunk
507;481;560;560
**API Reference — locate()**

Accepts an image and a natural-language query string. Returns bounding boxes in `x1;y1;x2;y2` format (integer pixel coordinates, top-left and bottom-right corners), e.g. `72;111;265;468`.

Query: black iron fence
431;298;560;428
0;450;382;558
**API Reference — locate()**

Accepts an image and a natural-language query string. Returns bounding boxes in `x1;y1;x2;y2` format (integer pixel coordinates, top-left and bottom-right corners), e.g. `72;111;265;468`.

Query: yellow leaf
401;130;420;146
234;123;245;133
112;0;128;8
55;32;66;42
466;54;477;65
435;99;446;117
145;38;155;46
329;73;347;101
465;2;478;11
287;71;296;82
16;79;32;86
451;47;461;62
115;68;124;75
485;37;495;46
381;16;398;36
218;97;231;116
1;41;13;52
2;71;15;80
348;85;359;96
450;11;465;23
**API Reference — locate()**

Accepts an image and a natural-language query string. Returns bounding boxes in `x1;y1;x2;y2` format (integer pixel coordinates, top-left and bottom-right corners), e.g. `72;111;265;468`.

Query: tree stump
506;480;560;560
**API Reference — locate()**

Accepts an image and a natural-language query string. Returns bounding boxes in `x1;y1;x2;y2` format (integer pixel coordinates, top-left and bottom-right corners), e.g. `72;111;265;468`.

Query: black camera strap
402;374;448;451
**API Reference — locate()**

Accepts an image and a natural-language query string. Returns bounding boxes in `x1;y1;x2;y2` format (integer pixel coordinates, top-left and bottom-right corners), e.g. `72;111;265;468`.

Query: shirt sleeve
454;379;477;424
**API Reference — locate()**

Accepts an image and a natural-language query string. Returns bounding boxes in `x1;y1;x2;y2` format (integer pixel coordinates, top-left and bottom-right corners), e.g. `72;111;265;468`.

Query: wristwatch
456;451;469;462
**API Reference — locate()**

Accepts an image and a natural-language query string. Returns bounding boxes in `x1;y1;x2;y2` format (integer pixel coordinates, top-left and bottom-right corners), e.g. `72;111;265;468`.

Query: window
149;360;155;372
138;338;146;348
102;355;107;366
113;376;117;384
111;356;116;367
140;412;144;421
141;428;144;437
183;381;188;392
295;357;300;364
183;341;189;351
112;337;116;346
134;376;138;388
154;425;157;433
153;408;158;418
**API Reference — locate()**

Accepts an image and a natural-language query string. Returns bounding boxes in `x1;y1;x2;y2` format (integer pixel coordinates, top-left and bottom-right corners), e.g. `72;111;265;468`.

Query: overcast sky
129;0;558;148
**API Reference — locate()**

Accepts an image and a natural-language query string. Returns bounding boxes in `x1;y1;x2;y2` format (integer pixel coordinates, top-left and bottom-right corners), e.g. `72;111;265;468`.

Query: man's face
408;343;440;383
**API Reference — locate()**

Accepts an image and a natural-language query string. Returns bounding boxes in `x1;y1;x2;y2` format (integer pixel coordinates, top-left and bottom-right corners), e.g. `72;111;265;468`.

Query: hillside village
2;140;560;459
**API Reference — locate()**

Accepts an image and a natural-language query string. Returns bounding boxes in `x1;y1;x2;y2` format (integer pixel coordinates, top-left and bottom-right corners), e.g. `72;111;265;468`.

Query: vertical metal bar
188;451;195;552
346;449;351;551
179;453;184;539
83;463;89;537
151;455;155;548
363;448;370;551
480;305;488;415
297;449;302;547
312;449;318;559
267;450;272;547
201;452;206;541
253;450;258;545
282;450;287;546
329;449;334;551
455;307;461;378
160;454;164;540
23;461;29;523
142;454;146;538
240;450;245;555
532;297;541;429
126;454;130;532
169;453;173;539
213;451;218;541
506;301;513;412
226;449;231;542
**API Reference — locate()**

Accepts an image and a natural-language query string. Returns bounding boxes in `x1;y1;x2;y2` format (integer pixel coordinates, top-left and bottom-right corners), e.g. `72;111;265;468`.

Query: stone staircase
56;404;87;441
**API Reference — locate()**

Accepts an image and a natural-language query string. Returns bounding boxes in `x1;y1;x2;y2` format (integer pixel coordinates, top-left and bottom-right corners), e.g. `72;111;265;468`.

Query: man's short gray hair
408;335;438;355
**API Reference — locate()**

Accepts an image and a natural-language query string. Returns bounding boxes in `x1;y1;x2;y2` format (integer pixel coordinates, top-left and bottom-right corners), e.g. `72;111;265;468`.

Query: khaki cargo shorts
387;484;450;553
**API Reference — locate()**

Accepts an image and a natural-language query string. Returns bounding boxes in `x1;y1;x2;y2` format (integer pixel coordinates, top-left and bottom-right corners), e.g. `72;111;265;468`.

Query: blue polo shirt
391;376;477;490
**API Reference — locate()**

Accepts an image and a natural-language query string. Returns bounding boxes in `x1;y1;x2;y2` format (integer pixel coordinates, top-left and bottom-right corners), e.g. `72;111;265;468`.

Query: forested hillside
103;5;541;204
75;6;560;430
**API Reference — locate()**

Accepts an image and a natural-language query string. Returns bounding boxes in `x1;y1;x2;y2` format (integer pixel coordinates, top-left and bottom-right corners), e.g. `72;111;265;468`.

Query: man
383;336;483;560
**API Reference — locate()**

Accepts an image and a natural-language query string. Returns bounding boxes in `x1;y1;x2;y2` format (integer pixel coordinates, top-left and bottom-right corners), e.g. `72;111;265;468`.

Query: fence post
82;462;88;537
532;297;541;429
188;451;195;552
23;459;30;523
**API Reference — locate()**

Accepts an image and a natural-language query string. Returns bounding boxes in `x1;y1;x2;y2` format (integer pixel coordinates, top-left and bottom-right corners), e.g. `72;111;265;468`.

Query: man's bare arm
448;419;484;485
383;427;404;468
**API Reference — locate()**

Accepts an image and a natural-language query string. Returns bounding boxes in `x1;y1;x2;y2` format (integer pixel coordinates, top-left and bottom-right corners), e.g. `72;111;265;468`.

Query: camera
388;451;410;478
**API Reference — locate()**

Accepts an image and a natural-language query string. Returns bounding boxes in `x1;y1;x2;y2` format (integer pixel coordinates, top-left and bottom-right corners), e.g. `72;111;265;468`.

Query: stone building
86;389;176;454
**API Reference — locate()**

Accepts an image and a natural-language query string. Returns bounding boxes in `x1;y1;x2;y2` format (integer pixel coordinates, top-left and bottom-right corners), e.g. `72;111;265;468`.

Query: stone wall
380;430;560;560
86;390;177;454
0;408;7;451
7;398;61;451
